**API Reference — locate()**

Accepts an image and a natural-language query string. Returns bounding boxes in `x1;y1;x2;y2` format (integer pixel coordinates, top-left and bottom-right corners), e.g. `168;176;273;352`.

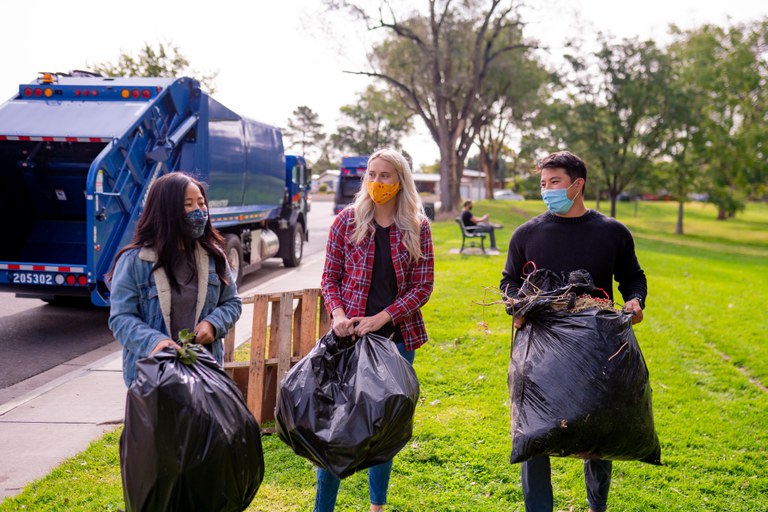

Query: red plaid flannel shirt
321;208;434;351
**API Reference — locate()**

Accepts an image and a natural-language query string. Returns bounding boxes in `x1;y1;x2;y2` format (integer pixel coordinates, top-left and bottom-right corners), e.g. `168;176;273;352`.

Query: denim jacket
108;244;242;386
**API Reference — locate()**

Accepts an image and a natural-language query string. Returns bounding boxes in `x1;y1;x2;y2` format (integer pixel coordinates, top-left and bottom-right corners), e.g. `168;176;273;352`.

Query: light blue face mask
541;180;579;214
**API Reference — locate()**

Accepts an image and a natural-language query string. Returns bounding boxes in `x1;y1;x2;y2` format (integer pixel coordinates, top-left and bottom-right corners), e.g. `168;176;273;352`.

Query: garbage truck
0;73;310;306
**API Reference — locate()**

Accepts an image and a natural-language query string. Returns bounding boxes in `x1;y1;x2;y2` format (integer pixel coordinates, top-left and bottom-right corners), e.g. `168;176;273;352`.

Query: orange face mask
367;181;401;205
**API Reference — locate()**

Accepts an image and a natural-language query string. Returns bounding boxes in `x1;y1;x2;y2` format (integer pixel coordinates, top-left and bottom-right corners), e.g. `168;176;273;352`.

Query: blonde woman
316;148;435;512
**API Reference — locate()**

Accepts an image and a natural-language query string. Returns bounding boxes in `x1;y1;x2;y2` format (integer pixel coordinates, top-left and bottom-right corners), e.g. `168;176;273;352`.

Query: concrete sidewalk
0;344;125;501
0;251;325;503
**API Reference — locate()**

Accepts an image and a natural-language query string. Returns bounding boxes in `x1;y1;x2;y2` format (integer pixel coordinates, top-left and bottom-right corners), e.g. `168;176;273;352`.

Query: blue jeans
473;223;497;249
313;342;415;512
521;455;612;512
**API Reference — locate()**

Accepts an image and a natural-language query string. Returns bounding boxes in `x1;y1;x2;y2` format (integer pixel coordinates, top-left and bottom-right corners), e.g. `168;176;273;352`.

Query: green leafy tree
542;36;673;217
331;85;413;155
666;22;768;220
313;139;340;174
90;42;218;93
283;106;326;160
329;0;533;213
654;27;719;233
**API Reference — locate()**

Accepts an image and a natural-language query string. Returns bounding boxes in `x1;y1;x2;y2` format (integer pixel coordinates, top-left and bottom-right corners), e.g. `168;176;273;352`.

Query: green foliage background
2;201;766;511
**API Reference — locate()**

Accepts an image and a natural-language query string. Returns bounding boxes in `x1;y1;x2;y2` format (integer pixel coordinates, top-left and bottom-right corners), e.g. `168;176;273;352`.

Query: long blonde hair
351;149;425;262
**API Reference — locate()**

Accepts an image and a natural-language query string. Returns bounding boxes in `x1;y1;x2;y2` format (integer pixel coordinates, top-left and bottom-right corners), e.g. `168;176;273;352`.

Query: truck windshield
339;175;362;198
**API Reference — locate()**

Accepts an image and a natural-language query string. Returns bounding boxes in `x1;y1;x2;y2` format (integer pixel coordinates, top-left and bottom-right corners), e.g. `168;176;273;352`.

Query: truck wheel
225;234;244;284
282;223;303;268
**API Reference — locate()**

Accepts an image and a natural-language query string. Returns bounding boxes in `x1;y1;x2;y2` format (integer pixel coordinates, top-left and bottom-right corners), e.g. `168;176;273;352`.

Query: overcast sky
1;0;765;169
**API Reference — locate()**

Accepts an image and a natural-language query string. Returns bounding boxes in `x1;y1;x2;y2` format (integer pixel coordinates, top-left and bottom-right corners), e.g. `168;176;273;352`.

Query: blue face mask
185;208;208;239
541;180;579;214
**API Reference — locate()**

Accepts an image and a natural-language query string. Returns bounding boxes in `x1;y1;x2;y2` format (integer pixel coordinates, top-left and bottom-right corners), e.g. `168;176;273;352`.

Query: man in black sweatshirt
500;151;647;512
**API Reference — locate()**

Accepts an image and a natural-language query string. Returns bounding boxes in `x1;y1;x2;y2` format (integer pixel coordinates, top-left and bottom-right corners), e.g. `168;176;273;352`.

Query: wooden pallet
222;288;330;423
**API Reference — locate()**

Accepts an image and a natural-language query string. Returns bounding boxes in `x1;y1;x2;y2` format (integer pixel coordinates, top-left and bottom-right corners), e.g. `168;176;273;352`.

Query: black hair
537;151;588;184
107;172;229;288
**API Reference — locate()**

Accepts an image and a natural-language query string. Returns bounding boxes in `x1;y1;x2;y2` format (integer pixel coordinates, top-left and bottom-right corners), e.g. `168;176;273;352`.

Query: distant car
493;190;525;201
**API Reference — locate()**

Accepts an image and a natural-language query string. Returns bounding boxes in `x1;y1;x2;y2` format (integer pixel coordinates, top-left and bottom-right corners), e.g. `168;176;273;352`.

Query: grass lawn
2;200;766;511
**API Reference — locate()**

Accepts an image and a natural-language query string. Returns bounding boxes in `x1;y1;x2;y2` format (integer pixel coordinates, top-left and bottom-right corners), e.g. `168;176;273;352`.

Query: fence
222;288;330;423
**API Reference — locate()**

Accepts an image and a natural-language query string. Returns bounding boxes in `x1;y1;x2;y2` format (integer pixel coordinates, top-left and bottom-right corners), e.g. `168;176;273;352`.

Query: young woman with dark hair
108;172;242;387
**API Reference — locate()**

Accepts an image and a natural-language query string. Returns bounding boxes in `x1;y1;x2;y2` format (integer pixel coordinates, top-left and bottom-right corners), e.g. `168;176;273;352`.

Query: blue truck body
333;155;369;214
0;74;309;306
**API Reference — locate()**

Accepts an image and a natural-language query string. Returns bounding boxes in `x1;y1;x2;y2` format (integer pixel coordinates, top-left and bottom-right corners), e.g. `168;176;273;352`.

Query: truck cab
333;155;368;215
285;155;311;215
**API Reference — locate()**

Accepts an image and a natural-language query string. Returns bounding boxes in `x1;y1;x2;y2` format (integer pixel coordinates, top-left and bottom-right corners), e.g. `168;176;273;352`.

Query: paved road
0;301;112;391
0;199;334;405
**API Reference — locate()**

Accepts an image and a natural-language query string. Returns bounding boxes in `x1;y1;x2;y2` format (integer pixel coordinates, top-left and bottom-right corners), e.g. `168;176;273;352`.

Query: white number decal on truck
10;273;54;285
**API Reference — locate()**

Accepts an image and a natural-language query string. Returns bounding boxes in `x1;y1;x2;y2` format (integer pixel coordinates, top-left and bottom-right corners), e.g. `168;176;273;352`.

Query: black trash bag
275;332;420;479
121;346;264;512
507;268;661;465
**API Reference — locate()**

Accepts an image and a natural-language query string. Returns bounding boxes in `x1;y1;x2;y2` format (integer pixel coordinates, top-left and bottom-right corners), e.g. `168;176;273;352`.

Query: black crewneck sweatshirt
500;210;647;306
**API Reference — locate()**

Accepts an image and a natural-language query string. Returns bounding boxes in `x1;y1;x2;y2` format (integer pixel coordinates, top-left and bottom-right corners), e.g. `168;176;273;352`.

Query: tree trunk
438;142;453;213
449;152;463;211
675;200;684;235
595;189;601;211
717;206;727;220
488;153;500;199
438;145;464;213
479;148;494;199
609;194;617;218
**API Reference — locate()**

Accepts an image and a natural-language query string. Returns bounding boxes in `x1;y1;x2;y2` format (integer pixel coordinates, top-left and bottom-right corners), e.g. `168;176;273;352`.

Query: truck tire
225;234;244;284
282;222;304;268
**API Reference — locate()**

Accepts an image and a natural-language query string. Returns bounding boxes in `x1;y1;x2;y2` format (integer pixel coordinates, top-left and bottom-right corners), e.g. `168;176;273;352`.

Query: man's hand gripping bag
507;269;661;465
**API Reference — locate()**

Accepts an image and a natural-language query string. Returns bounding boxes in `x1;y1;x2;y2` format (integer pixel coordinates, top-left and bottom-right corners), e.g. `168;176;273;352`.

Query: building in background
314;169;339;192
460;169;486;201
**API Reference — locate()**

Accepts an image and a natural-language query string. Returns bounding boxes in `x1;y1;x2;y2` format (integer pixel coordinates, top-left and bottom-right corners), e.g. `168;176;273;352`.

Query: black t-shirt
461;209;475;227
365;222;404;342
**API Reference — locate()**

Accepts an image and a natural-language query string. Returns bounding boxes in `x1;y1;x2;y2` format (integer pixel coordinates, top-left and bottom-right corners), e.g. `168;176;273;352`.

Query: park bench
455;217;487;254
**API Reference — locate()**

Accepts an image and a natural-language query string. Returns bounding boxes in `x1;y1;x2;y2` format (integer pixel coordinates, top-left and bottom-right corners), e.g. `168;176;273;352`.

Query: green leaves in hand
176;328;199;365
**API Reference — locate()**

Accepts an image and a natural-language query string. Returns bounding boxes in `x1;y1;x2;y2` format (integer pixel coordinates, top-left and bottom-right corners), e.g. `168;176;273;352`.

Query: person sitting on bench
460;200;501;250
